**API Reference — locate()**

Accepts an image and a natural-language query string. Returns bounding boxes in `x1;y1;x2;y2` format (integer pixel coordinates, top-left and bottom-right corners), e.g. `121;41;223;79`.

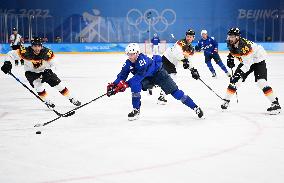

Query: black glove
1;61;12;74
227;54;235;69
230;69;245;84
190;67;200;80
107;83;116;97
194;45;201;52
182;59;189;69
41;69;53;83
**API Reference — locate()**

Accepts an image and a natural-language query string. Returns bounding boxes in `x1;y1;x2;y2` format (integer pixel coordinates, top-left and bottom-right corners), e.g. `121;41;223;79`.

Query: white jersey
6;47;55;73
9;34;22;46
229;38;267;73
163;40;193;68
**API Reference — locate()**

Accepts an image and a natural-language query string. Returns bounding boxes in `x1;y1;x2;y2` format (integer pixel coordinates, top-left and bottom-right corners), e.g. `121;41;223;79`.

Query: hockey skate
128;108;140;121
267;98;281;115
194;107;204;118
157;95;167;105
20;59;24;66
45;100;55;109
221;99;230;110
69;98;81;106
212;72;217;78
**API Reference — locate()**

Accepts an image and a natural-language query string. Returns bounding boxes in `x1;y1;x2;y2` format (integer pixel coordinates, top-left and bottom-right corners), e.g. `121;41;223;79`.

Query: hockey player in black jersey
1;37;81;109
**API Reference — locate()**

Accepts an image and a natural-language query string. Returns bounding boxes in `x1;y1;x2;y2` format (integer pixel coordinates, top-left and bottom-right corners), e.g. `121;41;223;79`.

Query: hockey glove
194;45;201;52
41;69;54;83
107;83;116;97
182;58;190;69
1;61;12;74
230;69;245;84
227;54;235;69
115;80;129;93
190;67;200;80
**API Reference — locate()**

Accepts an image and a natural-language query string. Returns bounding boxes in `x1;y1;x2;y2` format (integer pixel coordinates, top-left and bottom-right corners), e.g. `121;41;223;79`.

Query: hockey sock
217;60;229;73
171;89;197;109
38;89;47;100
257;79;277;102
205;61;216;74
224;83;237;101
132;92;141;109
54;84;72;98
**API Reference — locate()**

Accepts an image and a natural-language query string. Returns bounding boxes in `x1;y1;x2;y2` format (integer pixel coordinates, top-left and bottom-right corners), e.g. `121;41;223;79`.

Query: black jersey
18;46;54;61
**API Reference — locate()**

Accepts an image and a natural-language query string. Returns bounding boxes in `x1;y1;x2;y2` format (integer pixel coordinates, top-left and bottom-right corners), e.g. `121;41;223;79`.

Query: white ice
0;52;284;183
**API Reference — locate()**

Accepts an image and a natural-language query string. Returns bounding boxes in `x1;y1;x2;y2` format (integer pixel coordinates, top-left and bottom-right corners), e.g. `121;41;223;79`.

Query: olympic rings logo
126;8;176;33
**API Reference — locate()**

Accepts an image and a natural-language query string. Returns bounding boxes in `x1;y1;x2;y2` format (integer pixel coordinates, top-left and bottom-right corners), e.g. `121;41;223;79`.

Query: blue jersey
196;37;218;56
113;54;162;87
151;37;160;45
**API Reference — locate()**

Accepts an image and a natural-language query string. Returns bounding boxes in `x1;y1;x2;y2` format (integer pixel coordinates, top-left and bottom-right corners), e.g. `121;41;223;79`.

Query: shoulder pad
42;47;55;61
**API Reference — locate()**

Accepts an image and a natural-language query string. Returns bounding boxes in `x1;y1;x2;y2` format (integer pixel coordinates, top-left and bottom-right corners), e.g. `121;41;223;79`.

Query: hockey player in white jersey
1;37;81;109
9;27;24;66
157;29;200;104
221;28;281;114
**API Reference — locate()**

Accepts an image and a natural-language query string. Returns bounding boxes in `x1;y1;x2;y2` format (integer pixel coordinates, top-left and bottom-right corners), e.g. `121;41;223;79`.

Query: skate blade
128;115;140;121
157;101;167;105
268;109;281;115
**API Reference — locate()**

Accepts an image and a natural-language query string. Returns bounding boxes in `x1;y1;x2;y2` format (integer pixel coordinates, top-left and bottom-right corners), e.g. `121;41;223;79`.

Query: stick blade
63;111;75;117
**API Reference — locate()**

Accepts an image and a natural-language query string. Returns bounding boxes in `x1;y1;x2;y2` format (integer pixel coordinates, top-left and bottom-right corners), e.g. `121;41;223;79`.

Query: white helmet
125;43;140;54
201;30;207;36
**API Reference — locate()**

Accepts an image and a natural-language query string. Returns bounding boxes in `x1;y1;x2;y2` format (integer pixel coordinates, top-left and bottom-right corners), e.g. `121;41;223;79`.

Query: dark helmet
12;27;17;31
227;28;240;36
186;29;195;36
31;37;42;46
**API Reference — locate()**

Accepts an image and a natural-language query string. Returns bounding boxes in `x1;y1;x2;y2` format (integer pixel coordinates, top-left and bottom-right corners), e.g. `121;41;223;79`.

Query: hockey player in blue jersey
151;33;160;55
106;43;204;121
195;30;231;78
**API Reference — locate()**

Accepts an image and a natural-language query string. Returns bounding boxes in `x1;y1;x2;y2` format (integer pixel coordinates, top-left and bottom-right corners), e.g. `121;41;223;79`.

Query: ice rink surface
0;52;284;183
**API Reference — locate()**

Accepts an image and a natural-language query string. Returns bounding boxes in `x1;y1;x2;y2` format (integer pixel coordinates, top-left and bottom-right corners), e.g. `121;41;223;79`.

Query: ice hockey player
221;28;281;114
106;43;204;121
1;37;81;109
195;29;231;78
9;27;24;66
156;29;200;104
151;33;160;55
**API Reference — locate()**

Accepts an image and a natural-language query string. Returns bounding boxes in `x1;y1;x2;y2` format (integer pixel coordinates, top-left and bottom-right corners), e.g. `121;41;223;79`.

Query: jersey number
241;46;250;54
139;59;146;67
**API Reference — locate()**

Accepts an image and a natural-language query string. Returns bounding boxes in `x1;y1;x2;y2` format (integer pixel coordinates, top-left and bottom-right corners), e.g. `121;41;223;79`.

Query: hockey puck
36;131;41;134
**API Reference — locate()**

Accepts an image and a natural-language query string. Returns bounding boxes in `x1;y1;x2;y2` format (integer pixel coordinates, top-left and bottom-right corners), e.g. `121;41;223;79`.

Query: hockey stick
230;68;239;103
188;68;224;100
34;93;107;127
8;72;73;117
198;77;225;101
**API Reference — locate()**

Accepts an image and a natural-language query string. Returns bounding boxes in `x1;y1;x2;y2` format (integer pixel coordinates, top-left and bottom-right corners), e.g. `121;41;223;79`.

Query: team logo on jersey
31;60;43;69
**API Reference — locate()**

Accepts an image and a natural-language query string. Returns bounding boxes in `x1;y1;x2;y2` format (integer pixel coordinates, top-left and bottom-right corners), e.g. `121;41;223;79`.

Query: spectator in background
55;36;62;43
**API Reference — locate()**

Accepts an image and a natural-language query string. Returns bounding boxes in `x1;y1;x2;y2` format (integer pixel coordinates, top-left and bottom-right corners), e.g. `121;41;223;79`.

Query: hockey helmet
186;29;195;36
227;28;240;36
12;27;17;31
125;43;140;54
31;37;42;46
201;30;207;36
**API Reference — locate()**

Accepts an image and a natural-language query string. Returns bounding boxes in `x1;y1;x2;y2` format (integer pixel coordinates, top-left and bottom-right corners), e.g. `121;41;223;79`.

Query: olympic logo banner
126;8;176;33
